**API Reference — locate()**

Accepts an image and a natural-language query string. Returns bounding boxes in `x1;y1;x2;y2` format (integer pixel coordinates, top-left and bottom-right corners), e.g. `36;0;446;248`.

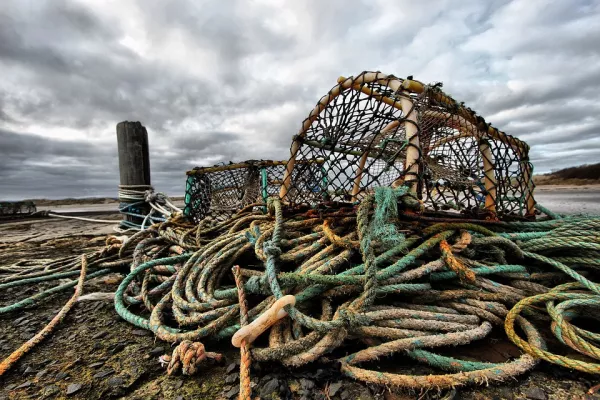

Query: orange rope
0;255;88;377
233;265;252;400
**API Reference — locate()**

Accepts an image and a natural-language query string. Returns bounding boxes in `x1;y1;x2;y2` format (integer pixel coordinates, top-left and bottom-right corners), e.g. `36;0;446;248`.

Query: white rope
46;213;119;224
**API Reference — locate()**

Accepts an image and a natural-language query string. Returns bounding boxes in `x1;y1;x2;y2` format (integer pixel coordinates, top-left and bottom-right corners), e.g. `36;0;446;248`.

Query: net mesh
184;160;325;224
280;71;535;220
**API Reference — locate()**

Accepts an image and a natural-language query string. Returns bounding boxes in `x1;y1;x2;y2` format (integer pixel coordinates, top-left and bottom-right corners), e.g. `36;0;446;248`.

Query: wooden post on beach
116;121;151;225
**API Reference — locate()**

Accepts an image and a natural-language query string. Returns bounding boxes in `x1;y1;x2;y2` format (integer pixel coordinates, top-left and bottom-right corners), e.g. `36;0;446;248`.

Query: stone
226;385;240;398
16;381;32;389
225;373;239;384
88;362;105;368
329;381;343;397
93;369;114;379
174;380;184;390
55;371;69;380
524;387;547;400
5;384;17;391
66;383;83;395
23;366;35;375
92;330;108;339
43;385;60;396
226;362;237;374
149;346;165;356
260;378;280;398
35;369;49;379
107;376;125;387
110;343;126;354
300;378;315;390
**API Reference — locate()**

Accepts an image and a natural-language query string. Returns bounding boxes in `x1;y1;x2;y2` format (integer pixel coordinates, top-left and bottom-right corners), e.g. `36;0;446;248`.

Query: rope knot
245;275;271;295
263;240;282;259
338;308;370;328
160;340;223;376
144;190;159;203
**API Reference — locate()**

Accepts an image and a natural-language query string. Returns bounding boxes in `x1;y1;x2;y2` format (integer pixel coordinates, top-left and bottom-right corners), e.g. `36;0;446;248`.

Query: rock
23;366;35;375
92;330;108;339
14;316;28;325
19;333;32;340
131;329;151;336
524;387;547;400
16;380;32;389
329;381;343;397
93;369;114;379
148;346;164;356
110;343;126;354
66;383;83;395
35;369;49;379
43;385;60;396
107;376;125;387
88;362;105;368
261;378;280;398
5;384;17;391
225;373;239;384
300;378;315;390
226;362;237;374
55;371;69;380
174;380;184;390
225;385;240;398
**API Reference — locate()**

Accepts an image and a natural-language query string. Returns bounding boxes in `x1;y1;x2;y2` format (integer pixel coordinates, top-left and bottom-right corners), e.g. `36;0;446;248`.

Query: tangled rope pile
108;186;600;393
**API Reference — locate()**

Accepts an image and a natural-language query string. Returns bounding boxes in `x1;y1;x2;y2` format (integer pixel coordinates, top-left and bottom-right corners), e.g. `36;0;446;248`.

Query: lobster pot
184;159;325;224
279;71;535;220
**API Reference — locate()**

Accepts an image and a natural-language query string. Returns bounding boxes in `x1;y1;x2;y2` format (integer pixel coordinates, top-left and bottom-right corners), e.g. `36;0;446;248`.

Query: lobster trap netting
184;159;325;224
280;71;535;220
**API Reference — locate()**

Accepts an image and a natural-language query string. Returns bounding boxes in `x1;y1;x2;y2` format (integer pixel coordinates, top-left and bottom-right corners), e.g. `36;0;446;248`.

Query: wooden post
116;121;151;225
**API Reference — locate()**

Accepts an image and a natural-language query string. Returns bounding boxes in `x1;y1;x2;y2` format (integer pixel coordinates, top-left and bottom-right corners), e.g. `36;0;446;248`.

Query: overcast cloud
1;0;599;200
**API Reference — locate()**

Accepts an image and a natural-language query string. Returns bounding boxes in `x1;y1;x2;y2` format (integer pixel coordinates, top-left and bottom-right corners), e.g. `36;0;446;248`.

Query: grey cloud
1;0;599;200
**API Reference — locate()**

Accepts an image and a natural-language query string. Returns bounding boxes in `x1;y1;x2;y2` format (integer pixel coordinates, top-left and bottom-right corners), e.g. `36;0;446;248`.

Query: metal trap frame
184;159;325;224
279;71;535;219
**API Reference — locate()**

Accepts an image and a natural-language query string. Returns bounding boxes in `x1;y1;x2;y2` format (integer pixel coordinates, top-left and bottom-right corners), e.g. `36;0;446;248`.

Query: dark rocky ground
1;217;599;400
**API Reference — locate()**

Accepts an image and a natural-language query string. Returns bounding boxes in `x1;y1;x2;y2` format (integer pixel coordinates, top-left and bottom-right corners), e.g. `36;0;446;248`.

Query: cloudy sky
1;0;599;200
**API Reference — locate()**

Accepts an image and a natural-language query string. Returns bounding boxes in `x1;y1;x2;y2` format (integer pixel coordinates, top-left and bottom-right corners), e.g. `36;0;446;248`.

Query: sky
1;0;599;200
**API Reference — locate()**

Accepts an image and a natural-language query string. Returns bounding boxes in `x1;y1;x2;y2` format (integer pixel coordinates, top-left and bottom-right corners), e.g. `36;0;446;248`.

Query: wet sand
535;185;600;215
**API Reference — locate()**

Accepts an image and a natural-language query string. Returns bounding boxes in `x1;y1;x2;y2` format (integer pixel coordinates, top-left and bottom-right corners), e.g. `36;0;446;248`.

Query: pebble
14;316;28;325
23;366;35;375
524;387;547;400
260;378;280;398
174;380;184;390
107;376;125;387
226;362;237;374
110;343;126;354
55;371;69;380
329;381;343;397
93;369;114;379
43;385;60;396
66;383;83;395
225;372;239;384
35;369;49;379
88;362;105;368
300;378;315;390
225;385;240;398
92;330;108;339
16;380;32;389
5;384;17;391
19;333;32;340
148;346;165;356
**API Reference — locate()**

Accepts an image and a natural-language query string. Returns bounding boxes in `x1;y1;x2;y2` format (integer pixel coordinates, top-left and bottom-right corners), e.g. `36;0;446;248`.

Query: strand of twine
233;266;252;400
